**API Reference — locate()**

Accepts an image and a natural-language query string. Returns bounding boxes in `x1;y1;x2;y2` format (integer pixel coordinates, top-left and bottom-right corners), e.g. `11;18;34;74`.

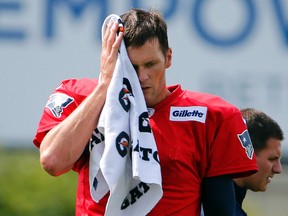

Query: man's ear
165;48;172;68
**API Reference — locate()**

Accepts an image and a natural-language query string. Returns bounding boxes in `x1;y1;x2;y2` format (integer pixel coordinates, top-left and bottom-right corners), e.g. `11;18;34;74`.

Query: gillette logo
170;106;207;123
173;110;204;117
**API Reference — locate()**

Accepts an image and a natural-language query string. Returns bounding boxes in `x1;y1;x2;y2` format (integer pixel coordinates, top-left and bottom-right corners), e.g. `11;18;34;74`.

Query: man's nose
138;68;149;83
273;160;282;174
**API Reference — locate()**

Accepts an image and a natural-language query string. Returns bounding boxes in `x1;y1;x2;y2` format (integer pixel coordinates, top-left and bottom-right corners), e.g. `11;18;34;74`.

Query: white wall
0;0;287;154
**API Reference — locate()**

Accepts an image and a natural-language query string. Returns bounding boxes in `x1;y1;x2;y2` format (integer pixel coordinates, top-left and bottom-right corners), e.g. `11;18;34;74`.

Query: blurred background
0;0;287;215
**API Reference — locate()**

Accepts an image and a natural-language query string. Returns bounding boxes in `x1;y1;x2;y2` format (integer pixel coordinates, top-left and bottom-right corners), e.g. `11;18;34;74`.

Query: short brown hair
120;8;169;55
241;108;284;153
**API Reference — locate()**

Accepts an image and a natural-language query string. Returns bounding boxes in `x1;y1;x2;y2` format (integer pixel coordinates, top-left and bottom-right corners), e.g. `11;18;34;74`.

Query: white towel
89;14;163;216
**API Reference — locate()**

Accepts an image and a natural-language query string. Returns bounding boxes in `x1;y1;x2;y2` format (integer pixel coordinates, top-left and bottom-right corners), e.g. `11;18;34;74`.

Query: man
33;8;257;215
233;108;284;215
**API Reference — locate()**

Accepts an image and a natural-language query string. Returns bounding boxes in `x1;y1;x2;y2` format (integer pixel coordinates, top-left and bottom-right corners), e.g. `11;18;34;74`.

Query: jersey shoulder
60;78;98;98
182;90;241;117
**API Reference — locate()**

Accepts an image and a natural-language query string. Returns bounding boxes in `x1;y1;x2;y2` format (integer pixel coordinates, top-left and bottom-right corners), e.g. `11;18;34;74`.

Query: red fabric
33;78;97;148
146;85;257;215
33;79;257;216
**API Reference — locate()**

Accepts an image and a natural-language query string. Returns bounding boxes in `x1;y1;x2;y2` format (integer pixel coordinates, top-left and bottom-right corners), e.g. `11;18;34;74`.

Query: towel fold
89;14;162;216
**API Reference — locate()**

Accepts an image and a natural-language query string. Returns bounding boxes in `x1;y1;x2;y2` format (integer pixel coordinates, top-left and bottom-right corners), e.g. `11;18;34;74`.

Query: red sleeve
33;79;79;148
33;78;98;172
206;108;258;178
33;78;98;147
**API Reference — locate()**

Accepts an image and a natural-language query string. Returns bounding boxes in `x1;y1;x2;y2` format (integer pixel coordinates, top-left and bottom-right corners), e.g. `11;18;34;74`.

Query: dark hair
120;8;169;55
241;108;284;153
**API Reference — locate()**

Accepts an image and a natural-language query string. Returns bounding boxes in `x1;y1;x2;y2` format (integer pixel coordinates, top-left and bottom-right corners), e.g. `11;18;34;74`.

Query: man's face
247;138;282;191
127;39;172;107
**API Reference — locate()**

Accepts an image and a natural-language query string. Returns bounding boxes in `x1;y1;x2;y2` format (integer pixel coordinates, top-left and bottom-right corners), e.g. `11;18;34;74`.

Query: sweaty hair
241;108;284;153
120;8;169;55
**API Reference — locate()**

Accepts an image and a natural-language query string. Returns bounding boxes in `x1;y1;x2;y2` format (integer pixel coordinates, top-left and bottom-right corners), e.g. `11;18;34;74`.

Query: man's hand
100;20;124;84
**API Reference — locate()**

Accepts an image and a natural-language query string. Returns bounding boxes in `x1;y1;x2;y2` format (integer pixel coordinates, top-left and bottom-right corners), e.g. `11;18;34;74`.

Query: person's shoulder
54;78;98;102
60;78;98;95
183;89;240;115
61;78;98;87
182;89;229;105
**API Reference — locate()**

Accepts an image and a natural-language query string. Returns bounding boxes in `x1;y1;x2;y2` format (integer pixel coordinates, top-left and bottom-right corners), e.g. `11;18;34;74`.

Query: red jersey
33;78;257;216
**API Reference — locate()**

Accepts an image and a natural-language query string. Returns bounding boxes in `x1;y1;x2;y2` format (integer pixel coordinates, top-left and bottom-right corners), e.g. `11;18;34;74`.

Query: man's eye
269;157;279;162
146;62;154;67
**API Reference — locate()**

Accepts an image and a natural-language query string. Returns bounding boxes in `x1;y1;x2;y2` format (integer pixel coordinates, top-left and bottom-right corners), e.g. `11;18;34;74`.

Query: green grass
1;147;287;216
0;147;77;216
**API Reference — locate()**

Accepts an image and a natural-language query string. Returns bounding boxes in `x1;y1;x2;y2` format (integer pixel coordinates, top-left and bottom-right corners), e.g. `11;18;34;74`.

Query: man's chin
252;186;267;192
250;184;267;192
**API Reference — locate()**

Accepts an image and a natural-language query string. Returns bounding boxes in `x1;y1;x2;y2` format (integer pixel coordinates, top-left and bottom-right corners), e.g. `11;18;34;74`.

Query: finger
102;20;114;49
111;30;123;54
106;21;120;51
